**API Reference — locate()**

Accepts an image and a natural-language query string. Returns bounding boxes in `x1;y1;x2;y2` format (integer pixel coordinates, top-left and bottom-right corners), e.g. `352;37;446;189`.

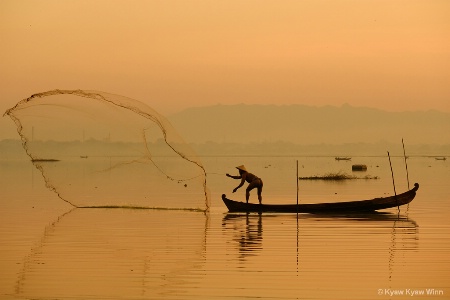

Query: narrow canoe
222;183;419;213
335;157;351;161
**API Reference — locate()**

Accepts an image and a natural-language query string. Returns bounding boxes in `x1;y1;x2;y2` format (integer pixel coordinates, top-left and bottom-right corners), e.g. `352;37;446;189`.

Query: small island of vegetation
299;171;379;181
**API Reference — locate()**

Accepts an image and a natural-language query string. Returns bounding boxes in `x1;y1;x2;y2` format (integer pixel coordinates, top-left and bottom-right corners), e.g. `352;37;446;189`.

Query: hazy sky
1;0;449;139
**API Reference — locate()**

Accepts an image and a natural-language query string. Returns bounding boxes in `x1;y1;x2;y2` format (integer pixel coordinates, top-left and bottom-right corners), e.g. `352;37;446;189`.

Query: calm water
1;155;449;299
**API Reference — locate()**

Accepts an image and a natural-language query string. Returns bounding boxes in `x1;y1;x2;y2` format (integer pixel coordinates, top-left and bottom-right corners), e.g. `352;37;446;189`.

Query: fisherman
226;165;263;204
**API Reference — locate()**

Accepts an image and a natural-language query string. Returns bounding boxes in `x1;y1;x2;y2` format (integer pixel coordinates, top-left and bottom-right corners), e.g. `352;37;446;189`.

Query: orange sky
1;1;449;138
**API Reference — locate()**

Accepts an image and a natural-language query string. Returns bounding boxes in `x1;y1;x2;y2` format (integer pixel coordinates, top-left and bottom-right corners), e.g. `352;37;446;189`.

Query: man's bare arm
232;173;247;193
226;173;242;179
233;178;245;193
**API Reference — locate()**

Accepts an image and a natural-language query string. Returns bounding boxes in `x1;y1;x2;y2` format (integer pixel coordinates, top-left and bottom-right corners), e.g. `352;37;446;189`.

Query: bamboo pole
402;138;410;189
296;160;299;214
387;151;397;197
387;151;398;210
296;160;300;271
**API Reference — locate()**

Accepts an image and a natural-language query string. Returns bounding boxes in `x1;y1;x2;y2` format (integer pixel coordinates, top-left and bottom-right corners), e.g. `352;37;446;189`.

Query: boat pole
387;151;399;213
296;160;299;270
387;151;397;196
296;160;299;214
402;138;410;190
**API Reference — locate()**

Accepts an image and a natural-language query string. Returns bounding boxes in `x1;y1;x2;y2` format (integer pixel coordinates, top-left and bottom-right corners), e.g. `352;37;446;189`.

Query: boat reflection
222;212;419;273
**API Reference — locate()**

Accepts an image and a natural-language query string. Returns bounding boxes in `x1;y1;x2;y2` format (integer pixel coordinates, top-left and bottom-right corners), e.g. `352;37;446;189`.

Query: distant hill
168;104;450;145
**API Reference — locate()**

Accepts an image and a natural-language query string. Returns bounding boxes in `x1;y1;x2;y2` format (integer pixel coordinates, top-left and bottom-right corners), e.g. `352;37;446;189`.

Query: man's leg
257;180;263;204
247;179;263;204
246;182;257;203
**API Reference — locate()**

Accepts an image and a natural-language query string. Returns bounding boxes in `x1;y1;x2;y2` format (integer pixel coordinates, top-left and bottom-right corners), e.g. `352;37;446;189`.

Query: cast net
4;90;210;211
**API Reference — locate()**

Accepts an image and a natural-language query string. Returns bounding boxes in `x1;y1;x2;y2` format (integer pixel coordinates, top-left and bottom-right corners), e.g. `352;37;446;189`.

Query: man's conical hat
236;165;247;172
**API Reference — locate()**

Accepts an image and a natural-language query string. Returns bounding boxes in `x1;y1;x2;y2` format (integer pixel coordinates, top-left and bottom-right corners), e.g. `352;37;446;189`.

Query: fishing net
4;90;209;211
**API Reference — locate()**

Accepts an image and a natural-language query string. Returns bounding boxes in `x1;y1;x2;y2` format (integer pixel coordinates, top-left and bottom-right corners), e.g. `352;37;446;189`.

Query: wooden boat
335;157;351;161
435;157;446;161
222;183;419;213
31;158;60;162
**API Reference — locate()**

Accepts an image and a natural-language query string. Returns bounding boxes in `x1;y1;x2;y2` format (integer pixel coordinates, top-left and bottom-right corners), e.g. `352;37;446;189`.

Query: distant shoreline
1;138;449;158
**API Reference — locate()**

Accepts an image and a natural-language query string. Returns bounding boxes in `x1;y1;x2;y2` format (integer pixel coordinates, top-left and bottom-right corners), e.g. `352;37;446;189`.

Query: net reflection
15;208;208;300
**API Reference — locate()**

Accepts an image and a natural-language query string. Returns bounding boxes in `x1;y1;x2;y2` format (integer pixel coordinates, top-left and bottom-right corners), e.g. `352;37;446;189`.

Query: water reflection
222;212;418;281
15;208;209;300
222;213;263;260
388;215;419;282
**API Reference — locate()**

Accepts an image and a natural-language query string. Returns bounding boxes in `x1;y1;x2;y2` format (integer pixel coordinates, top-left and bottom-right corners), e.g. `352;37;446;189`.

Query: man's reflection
222;213;263;260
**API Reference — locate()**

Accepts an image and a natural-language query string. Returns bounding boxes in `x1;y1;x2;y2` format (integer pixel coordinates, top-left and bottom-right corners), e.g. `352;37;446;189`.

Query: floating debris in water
352;164;367;171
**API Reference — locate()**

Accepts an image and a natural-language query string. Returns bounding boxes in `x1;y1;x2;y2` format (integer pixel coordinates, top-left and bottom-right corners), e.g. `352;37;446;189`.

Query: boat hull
222;183;419;213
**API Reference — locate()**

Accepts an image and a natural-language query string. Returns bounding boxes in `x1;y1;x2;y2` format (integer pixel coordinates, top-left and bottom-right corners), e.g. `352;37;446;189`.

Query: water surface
1;156;449;299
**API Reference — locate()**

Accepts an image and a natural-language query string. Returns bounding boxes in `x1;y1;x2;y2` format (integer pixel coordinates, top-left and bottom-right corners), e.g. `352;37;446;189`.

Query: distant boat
80;155;88;159
335;157;351;161
222;183;419;213
31;158;60;162
435;157;447;161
